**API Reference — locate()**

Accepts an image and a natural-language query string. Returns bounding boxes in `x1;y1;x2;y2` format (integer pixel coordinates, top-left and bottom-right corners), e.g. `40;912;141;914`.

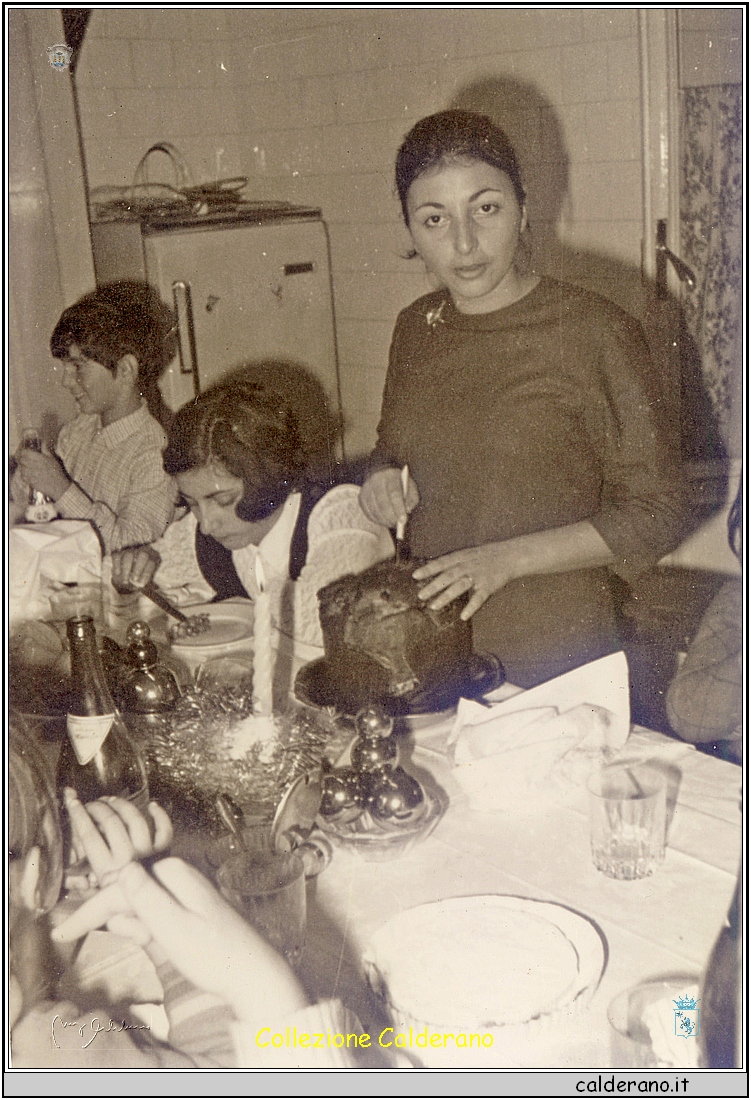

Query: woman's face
406;158;527;314
176;464;257;550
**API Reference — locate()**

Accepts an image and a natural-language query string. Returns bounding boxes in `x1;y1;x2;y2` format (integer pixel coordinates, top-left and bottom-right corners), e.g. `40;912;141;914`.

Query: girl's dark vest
194;485;325;601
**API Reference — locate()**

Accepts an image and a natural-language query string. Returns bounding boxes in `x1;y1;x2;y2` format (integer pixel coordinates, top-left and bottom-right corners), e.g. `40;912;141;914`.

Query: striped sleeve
156;960;237;1067
55;454;176;554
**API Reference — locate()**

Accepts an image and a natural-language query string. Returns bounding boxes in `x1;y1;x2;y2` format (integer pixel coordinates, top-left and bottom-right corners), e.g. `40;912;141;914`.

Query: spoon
215;793;248;851
271;772;323;852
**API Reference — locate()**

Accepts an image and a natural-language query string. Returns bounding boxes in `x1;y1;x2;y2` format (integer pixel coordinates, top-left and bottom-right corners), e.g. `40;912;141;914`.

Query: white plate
363;894;605;1039
169;600;324;686
169;600;254;664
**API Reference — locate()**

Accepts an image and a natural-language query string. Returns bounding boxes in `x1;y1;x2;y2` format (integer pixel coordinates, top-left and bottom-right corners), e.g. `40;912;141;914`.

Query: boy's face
61;344;123;421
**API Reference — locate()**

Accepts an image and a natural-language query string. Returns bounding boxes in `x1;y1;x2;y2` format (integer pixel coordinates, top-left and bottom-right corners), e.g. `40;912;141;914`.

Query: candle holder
139;675;351;837
316;705;445;860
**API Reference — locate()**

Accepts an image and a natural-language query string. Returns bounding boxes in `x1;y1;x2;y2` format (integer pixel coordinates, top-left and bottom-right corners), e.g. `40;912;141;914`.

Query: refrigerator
91;203;344;457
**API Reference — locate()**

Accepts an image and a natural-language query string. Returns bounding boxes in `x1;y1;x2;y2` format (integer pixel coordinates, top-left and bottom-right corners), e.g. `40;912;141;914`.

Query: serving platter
362;894;606;1066
294;652;503;718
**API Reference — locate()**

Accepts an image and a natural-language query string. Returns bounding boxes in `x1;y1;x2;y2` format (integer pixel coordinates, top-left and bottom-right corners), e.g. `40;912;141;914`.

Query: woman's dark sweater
370;277;688;687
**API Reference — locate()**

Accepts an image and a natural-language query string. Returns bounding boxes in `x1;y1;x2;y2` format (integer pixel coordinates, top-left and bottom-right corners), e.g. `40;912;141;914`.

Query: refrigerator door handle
655;219;696;300
172;280;200;392
284;262;315;276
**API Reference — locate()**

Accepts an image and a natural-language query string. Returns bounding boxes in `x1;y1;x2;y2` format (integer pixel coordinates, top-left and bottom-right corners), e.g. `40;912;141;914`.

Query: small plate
169;600;254;670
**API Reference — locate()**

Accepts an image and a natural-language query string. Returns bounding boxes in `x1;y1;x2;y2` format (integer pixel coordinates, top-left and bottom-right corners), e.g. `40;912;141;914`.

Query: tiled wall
679;7;743;87
77;8;644;456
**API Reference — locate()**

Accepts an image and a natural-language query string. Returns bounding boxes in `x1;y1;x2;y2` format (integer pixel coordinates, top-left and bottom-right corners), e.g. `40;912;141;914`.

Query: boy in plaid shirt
15;281;176;553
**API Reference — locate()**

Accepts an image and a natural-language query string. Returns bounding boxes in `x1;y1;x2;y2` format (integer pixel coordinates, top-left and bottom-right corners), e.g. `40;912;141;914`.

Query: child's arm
54;445;176;553
112;511;215;606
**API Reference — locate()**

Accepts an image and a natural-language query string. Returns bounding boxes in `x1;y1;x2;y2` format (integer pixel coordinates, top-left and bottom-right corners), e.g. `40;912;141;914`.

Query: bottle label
25;498;58;523
66;713;115;766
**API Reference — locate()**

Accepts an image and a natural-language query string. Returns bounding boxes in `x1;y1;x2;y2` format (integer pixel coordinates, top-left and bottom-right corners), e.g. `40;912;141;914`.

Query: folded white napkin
9;520;102;626
449;652;631;812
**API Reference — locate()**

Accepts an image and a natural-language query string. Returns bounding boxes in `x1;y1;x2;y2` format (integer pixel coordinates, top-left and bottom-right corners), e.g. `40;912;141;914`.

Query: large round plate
168;600;255;669
363;894;606;1032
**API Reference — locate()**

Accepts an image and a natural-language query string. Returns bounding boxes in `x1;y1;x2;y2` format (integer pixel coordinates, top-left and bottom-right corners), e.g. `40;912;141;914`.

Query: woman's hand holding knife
359;465;419;531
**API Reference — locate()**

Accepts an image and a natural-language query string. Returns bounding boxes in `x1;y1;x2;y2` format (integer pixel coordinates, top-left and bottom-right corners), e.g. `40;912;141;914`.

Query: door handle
284;262;315;276
172;280;200;392
656;220;696;299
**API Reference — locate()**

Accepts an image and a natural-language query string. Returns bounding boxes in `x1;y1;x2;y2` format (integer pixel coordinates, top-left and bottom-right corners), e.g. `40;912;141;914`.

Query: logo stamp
673;993;700;1038
46;44;72;72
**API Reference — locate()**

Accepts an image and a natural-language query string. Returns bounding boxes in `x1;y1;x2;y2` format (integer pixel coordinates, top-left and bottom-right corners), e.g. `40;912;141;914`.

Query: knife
141;580;190;624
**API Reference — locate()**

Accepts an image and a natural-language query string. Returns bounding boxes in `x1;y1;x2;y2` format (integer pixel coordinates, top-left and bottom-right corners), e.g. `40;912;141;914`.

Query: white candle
252;555;274;716
395;464;410;544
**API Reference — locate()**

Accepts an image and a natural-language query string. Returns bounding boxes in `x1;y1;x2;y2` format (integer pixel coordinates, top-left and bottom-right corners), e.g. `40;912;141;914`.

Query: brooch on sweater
425;301;445;329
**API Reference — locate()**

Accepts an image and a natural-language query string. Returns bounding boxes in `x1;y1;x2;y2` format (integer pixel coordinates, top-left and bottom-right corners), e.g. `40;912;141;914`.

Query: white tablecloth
304;722;741;1068
66;721;741;1069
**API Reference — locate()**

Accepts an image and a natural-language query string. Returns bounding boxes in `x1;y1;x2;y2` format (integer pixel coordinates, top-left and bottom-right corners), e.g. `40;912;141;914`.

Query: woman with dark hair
360;110;688;688
13;280;177;551
113;362;393;648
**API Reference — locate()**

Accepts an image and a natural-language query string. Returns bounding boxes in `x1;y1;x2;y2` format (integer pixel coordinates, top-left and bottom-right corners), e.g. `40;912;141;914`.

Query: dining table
10;520;742;1081
58;686;742;1072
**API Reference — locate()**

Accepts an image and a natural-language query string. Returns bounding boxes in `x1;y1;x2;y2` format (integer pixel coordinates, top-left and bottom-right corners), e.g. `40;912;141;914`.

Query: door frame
638;8;681;292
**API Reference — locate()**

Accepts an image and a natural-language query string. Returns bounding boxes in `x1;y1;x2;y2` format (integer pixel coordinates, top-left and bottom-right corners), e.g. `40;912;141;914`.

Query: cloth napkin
9;520;102;626
448;651;631;812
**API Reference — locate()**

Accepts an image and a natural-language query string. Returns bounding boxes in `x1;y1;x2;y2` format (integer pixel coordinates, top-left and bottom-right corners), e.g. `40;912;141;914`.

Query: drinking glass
216;848;306;966
588;764;666;880
609;978;701;1067
48;583;105;636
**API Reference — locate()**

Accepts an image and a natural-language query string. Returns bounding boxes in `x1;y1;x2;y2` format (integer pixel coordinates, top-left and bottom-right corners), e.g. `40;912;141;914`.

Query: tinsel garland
137;675;351;832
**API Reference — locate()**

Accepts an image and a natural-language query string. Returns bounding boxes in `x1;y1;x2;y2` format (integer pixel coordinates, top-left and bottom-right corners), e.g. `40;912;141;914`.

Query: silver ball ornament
354;704;394;740
320;767;362;822
351;733;398;772
368;766;425;825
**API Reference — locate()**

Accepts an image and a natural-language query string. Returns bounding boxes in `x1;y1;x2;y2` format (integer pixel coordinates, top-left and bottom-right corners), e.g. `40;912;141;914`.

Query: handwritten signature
52;1014;151;1049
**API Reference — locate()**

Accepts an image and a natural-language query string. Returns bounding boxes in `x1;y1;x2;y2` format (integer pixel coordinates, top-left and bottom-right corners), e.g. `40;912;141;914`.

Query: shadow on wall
450;77;726;485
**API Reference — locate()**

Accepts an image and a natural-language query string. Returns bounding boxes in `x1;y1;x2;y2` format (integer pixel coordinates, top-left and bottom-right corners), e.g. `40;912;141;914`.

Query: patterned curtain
680;85;743;448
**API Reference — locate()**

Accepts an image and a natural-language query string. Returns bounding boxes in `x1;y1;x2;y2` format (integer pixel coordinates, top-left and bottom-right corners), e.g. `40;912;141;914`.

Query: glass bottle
21;428;57;523
57;617;150;811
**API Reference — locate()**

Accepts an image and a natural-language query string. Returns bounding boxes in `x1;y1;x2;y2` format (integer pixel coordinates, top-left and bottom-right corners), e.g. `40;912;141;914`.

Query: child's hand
15;448;71;501
53;858;308;1027
64;790;173;884
110;546;161;593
